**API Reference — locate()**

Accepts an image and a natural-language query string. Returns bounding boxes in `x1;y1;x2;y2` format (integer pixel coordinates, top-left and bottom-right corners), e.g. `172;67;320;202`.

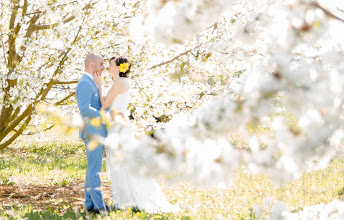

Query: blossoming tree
2;0;344;188
105;0;344;185
0;0;225;150
0;0;143;150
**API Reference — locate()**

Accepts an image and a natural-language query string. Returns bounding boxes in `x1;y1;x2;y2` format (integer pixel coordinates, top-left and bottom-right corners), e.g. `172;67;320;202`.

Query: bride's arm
103;78;129;109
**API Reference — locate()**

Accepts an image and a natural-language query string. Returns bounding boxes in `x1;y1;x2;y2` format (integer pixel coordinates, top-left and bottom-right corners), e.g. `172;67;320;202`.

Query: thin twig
50;80;78;85
148;44;202;69
54;92;75;106
0;28;7;66
134;80;149;99
313;2;344;23
16;124;55;135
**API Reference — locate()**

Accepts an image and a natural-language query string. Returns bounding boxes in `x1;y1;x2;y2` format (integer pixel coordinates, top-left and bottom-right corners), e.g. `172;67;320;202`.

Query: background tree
0;1;94;149
0;0;229;150
3;0;344;187
97;0;344;185
0;0;144;150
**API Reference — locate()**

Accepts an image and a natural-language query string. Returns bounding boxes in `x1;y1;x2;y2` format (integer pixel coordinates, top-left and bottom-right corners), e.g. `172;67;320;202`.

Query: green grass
0;142;89;186
1;128;344;219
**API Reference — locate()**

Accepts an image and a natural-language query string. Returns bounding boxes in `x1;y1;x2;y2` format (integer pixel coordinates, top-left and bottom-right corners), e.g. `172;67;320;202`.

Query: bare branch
54;92;75;106
313;2;344;23
62;15;76;24
50;80;78;85
25;11;42;16
10;107;20;121
22;0;28;17
148;45;202;69
13;20;21;36
16;124;55;135
134;81;149;99
0;114;31;150
32;10;86;104
0;104;33;141
32;12;85;105
55;1;78;9
0;1;21;133
0;28;7;66
9;0;20;30
24;13;42;38
34;15;76;31
8;1;21;70
29;2;96;32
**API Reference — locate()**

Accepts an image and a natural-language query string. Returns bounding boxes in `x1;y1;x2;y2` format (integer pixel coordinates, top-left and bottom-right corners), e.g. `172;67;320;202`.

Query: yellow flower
90;117;101;127
106;120;115;130
100;109;108;124
87;140;99;151
119;63;129;73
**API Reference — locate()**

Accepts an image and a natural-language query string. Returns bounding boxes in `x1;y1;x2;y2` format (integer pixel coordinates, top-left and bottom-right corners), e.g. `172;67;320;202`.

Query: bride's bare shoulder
117;77;129;88
111;78;127;86
117;77;129;84
110;77;129;92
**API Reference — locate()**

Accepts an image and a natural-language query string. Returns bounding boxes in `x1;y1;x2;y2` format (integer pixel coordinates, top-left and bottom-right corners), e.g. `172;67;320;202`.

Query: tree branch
55;1;78;9
16;123;55;135
0;1;20;133
148;44;202;69
33;12;85;106
313;2;344;23
0;28;7;66
54;92;75;106
22;0;28;17
30;2;95;33
47;16;84;81
13;22;21;36
134;81;149;99
8;0;20;70
9;0;20;30
10;107;20;121
0;114;31;150
50;80;78;85
62;15;76;24
0;2;92;147
0;2;94;149
24;13;42;38
0;104;33;141
34;15;76;31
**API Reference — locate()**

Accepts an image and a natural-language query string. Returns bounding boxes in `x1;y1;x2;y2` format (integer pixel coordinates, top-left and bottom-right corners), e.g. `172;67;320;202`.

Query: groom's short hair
85;53;99;69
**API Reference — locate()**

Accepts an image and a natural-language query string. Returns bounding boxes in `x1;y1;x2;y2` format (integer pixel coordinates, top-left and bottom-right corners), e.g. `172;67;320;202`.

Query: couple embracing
75;53;180;214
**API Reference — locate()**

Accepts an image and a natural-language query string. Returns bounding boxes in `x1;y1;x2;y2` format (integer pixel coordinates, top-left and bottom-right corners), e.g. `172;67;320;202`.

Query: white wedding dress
106;81;180;213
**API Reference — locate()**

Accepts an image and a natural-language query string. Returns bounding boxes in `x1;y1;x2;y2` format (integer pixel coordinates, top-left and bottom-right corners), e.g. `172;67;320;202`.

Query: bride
94;56;180;213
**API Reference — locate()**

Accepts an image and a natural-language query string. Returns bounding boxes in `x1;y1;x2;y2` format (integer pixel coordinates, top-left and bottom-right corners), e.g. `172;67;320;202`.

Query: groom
76;53;108;214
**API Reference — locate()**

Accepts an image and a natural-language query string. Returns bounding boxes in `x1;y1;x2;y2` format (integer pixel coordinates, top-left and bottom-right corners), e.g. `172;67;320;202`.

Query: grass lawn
1;127;344;219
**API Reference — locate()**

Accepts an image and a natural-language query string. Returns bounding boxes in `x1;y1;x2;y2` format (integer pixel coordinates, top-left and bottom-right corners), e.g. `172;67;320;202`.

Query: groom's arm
76;82;100;118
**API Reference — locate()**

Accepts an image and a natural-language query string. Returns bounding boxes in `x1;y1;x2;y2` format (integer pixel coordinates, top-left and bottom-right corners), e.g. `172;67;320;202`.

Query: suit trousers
84;140;106;210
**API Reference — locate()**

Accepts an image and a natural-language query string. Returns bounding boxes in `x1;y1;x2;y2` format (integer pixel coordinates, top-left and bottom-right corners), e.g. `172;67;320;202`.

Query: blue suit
76;74;107;210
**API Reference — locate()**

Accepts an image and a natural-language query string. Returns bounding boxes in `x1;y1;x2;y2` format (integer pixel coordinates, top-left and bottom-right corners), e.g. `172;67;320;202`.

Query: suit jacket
76;74;107;140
